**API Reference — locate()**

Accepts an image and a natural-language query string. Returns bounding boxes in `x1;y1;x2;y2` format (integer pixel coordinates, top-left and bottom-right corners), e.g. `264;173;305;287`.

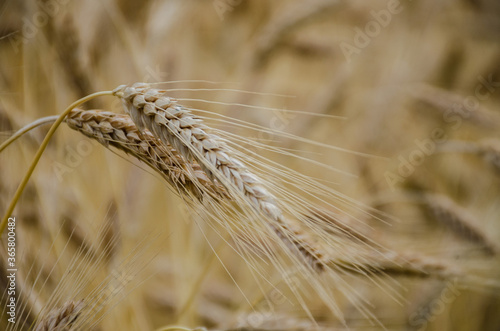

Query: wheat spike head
34;300;84;331
111;83;327;271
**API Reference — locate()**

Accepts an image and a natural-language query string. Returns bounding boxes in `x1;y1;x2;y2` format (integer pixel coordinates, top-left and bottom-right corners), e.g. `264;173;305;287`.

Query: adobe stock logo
339;0;404;63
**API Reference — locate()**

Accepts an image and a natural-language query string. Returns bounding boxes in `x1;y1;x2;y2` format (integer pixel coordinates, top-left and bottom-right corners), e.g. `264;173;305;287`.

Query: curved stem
0;116;59;153
155;326;193;331
0;91;113;236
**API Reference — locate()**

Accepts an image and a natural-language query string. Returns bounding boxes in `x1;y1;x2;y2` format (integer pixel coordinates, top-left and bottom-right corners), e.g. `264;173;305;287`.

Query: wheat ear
424;193;498;255
332;251;460;280
112;83;327;271
34;300;84;331
65;108;226;201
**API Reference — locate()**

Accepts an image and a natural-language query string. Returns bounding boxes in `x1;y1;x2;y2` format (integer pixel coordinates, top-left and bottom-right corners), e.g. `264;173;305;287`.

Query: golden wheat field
1;0;500;330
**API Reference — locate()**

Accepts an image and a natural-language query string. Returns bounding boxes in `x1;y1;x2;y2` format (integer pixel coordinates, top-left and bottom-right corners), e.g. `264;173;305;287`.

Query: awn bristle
112;83;327;271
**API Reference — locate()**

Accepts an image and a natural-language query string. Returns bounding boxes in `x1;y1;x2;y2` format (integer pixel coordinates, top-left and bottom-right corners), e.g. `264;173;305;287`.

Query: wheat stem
0;91;112;236
0;115;59;153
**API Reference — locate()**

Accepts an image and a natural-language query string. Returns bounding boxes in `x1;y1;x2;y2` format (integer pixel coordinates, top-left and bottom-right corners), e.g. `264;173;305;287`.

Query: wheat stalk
112;83;327;271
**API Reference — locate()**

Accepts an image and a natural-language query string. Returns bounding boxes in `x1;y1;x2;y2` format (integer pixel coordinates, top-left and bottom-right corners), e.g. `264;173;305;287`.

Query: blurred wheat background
1;0;500;330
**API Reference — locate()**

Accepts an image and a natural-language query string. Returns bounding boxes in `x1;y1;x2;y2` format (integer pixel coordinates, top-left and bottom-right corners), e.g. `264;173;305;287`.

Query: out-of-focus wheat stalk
423;193;499;256
253;0;343;67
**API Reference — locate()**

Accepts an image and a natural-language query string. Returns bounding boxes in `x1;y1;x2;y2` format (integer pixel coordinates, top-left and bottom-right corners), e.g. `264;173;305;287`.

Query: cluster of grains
34;300;84;331
65;108;226;201
112;83;327;270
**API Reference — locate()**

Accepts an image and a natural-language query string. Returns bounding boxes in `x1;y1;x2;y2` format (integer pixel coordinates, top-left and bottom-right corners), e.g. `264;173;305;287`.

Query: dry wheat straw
34;300;84;331
112;83;327;271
